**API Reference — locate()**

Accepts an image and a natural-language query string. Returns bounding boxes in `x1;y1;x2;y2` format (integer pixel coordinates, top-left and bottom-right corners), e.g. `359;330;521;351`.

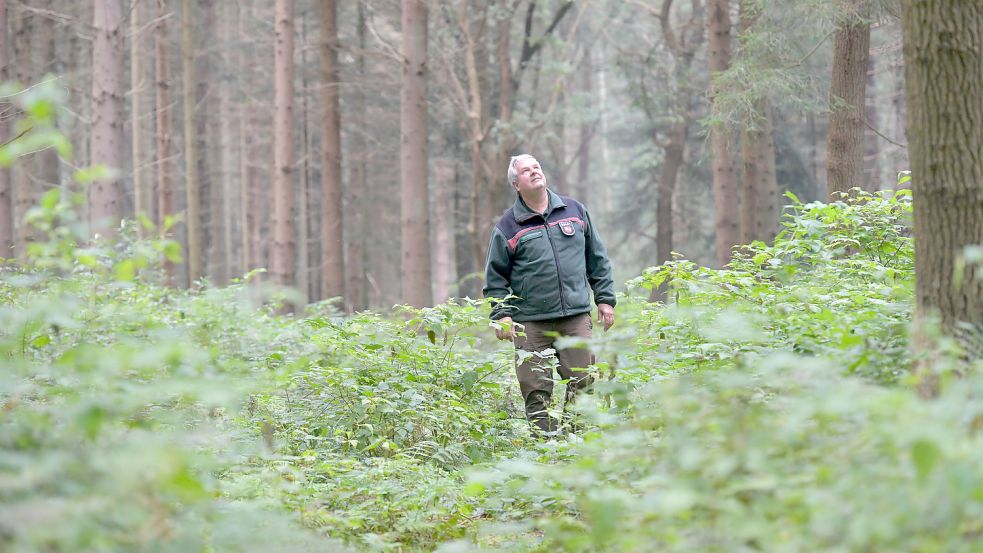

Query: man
483;154;616;435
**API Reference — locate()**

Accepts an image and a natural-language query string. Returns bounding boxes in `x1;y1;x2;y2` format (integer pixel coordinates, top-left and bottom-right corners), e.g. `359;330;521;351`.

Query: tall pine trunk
826;0;870;196
90;0;124;238
130;0;147;233
0;0;11;258
902;1;983;371
400;0;432;307
181;0;202;284
271;0;295;289
320;0;344;302
156;0;176;283
344;1;367;312
707;0;739;266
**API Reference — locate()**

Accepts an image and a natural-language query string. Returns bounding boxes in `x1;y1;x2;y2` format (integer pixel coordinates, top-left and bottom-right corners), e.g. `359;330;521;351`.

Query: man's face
512;157;547;196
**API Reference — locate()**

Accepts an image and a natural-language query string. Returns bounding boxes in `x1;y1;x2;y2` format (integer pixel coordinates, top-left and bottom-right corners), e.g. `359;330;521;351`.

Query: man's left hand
597;303;615;331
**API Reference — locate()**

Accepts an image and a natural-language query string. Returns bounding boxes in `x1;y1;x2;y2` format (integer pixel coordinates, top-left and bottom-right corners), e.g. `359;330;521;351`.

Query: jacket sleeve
482;227;515;320
584;208;617;307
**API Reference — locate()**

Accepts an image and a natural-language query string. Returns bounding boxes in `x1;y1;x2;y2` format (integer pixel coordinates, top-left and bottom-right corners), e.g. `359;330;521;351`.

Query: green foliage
463;359;983;552
629;190;914;383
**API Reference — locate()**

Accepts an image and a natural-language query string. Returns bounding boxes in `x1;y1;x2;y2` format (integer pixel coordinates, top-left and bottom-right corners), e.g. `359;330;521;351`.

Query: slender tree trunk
432;157;455;303
156;0;176;283
903;1;983;374
400;0;432;307
650;118;689;303
738;1;779;243
893;57;909;189
214;1;235;283
740;98;780;243
130;0;146;233
826;0;870;196
863;54;883;192
577;43;593;203
344;0;367;312
0;0;11;258
319;0;344;302
271;0;295;289
90;0;124;238
707;0;739;266
180;0;202;284
12;4;34;257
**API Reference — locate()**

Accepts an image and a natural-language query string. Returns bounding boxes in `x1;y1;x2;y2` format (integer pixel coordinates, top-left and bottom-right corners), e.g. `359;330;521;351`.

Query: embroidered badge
559;221;575;236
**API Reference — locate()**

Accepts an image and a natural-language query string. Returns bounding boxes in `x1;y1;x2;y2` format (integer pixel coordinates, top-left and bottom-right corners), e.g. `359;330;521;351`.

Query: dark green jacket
483;190;616;322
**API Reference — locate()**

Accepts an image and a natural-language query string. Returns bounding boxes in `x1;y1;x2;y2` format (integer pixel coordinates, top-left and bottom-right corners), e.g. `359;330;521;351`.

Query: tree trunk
432;157;455;303
902;1;983;367
130;0;146;234
271;0;295;289
892;57;909;190
826;0;870;196
863;54;883;192
650;118;688;303
90;0;124;238
707;0;739;266
345;0;367;312
156;0;176;283
215;0;236;283
319;0;344;303
400;0;432;307
180;0;202;284
12;4;34;257
0;0;11;258
740;97;780;243
577;43;593;204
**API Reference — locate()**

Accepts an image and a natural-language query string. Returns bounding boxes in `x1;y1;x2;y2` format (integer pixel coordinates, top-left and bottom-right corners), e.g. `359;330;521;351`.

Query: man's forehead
517;157;540;169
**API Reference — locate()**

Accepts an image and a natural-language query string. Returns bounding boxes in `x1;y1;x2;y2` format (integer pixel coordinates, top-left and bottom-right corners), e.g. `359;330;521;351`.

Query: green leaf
912;439;940;481
40;188;60;210
114;259;136;281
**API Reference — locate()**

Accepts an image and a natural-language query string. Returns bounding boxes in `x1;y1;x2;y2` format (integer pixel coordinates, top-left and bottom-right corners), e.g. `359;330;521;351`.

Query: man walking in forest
483;154;616;437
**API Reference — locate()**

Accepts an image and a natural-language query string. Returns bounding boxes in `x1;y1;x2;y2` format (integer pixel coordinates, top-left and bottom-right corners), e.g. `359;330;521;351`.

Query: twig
863;116;907;149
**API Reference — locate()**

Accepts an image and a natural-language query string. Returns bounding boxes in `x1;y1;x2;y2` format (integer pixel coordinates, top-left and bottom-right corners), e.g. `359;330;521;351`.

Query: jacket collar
512;189;566;223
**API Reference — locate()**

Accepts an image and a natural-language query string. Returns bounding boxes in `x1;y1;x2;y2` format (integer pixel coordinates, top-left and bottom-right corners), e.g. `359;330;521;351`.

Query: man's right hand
495;316;517;341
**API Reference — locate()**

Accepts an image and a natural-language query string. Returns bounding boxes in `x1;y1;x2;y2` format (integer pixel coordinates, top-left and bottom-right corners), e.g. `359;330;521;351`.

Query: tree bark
130;0;146;234
90;0;125;238
319;0;344;303
432;157;455;304
863;54;883;192
271;0;295;290
0;0;11;258
707;0;739;266
400;0;432;307
180;0;202;284
902;1;983;362
826;0;870;196
156;0;176;283
740;97;780;243
345;0;367;312
214;0;235;284
12;4;35;257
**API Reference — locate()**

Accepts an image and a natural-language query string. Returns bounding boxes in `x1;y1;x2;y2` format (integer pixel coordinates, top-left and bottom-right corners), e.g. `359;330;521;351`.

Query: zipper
543;215;567;315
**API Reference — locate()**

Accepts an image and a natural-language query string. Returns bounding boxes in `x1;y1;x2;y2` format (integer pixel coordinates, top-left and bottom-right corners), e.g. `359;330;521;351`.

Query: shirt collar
512;189;567;223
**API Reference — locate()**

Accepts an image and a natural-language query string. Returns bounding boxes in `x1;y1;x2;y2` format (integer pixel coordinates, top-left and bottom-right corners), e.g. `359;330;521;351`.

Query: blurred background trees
0;0;908;308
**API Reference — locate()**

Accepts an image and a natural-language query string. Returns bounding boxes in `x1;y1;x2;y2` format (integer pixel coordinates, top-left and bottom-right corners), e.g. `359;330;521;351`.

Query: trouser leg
555;313;595;419
514;320;558;434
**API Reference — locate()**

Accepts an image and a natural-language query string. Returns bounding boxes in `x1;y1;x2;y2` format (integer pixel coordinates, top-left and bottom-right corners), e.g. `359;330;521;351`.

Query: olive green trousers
513;312;594;434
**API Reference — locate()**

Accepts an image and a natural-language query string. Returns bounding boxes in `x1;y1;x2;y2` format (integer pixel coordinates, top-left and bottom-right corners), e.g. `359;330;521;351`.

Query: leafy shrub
463;356;983;552
628;190;914;383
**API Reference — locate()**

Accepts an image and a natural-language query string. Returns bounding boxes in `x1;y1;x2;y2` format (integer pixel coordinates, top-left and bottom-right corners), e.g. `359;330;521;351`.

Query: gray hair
507;154;538;186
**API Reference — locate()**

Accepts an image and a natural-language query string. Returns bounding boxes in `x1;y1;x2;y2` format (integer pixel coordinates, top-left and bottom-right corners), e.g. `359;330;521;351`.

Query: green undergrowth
3;84;977;553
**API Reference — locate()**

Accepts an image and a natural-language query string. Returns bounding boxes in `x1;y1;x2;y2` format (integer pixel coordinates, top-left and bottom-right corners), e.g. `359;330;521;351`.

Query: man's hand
597;304;615;331
495;316;517;341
